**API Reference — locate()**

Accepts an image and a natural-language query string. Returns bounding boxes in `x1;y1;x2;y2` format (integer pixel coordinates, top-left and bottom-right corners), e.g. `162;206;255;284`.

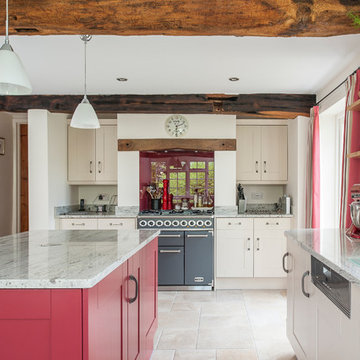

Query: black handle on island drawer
129;275;138;304
282;252;290;273
301;271;310;298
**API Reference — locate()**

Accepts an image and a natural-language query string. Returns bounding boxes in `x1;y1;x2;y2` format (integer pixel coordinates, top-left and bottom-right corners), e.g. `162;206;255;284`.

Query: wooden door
127;252;141;360
67;127;96;182
20;124;28;232
261;126;287;181
95;125;118;183
236;126;261;181
216;229;253;277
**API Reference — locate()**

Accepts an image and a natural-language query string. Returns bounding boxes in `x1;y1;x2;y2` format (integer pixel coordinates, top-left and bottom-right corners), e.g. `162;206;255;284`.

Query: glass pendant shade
0;42;32;95
70;96;100;129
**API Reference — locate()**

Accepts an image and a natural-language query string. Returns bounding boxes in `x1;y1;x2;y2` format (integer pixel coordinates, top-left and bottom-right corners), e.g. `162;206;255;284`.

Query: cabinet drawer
254;218;291;230
216;218;253;230
98;218;136;230
60;219;98;230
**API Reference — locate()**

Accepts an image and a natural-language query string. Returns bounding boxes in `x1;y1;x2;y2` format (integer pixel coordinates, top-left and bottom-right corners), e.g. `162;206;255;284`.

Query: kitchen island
0;229;159;360
285;229;360;360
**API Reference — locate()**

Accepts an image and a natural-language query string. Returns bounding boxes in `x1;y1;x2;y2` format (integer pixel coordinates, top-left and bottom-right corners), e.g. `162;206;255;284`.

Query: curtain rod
316;67;359;106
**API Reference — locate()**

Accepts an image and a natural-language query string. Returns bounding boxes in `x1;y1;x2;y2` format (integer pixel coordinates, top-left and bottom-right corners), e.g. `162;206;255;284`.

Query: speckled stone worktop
286;229;360;284
214;206;293;218
0;229;159;289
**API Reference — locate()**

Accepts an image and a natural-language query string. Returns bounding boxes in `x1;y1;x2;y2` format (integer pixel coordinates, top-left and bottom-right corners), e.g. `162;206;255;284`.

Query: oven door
158;246;185;285
185;230;214;286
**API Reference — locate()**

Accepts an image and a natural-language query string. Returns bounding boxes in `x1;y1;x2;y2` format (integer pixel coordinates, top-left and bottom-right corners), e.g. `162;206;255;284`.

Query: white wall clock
165;115;189;137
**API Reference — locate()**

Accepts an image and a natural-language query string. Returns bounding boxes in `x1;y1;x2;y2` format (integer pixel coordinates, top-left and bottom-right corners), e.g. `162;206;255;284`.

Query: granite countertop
55;206;139;218
286;229;360;285
0;229;159;289
214;206;293;218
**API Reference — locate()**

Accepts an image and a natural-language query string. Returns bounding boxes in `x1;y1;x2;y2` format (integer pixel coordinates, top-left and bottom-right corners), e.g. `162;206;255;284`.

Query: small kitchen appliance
347;184;360;240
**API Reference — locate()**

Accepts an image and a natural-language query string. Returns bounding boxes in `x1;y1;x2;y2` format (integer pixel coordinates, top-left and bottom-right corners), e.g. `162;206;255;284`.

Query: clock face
165;115;189;137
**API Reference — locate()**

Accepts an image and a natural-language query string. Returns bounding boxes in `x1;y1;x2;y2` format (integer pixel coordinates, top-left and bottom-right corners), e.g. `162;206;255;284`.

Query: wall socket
251;192;264;200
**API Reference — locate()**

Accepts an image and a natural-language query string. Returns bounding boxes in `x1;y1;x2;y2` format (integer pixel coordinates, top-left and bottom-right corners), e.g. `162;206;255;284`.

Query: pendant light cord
5;0;9;43
84;37;87;98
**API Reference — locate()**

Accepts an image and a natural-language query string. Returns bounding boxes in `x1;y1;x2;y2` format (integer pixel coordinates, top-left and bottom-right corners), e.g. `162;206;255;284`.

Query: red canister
162;179;169;210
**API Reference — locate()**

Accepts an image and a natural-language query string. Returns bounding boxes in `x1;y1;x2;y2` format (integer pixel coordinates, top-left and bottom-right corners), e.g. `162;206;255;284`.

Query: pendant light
70;35;99;129
0;0;32;95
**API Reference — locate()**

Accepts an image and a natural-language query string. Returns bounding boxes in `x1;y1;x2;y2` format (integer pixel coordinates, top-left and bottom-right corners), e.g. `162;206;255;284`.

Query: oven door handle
158;234;181;238
159;249;182;254
187;234;209;238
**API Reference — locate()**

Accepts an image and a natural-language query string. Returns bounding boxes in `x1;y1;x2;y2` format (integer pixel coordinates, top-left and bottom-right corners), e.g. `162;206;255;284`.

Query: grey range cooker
137;209;214;290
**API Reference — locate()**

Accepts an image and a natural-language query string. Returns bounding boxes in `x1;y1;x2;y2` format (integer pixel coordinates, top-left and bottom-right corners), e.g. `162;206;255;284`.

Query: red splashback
139;151;214;211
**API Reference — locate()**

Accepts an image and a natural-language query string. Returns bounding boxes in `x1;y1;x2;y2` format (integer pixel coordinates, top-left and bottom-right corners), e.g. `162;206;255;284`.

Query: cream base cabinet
253;218;290;278
216;218;254;277
58;218;136;230
68;124;117;184
286;237;316;360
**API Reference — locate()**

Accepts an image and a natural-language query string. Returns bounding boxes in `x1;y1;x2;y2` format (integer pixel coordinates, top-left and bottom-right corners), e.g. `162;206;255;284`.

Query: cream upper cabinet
236;125;288;183
95;126;118;183
236;126;261;181
261;126;287;181
68;124;117;184
68;128;96;182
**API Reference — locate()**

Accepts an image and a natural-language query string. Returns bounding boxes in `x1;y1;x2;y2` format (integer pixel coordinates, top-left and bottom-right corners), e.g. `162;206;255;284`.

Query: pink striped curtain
340;70;360;228
305;106;320;228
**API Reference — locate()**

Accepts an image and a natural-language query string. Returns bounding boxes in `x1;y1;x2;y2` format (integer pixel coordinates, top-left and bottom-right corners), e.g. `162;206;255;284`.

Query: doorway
19;124;28;232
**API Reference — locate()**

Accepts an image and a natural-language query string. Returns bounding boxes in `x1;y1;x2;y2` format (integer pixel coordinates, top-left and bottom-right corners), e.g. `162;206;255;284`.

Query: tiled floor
151;290;296;360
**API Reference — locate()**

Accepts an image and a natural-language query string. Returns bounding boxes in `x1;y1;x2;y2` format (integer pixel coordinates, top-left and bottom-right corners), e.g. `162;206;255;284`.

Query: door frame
12;113;27;233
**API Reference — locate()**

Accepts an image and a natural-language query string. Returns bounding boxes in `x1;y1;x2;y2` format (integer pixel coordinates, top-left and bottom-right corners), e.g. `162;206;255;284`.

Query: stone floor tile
174;349;216;360
159;299;174;312
201;301;247;316
197;326;254;349
199;314;251;329
158;291;178;301
216;290;244;302
255;339;296;360
158;310;200;329
216;349;258;360
157;329;198;350
151;350;175;360
174;291;217;303
171;302;202;312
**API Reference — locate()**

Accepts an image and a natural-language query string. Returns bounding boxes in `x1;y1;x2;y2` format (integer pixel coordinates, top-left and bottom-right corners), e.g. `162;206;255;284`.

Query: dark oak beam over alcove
2;0;360;37
0;94;315;119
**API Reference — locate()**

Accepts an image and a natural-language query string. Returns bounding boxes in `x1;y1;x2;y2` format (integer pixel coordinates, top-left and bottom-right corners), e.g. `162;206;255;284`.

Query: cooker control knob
156;220;163;227
197;220;204;227
172;220;180;227
164;220;172;227
148;220;155;227
139;220;147;227
204;220;212;227
180;220;188;227
188;220;196;227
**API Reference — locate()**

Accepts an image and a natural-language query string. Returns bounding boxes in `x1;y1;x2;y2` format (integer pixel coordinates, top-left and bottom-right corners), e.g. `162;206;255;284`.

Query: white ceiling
7;34;360;95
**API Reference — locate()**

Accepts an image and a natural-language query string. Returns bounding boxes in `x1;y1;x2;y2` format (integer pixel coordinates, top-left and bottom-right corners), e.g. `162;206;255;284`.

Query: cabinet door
59;218;98;230
127;252;141;360
95;126;118;183
236;126;261;181
97;218;136;230
254;219;289;278
216;229;253;277
140;238;158;360
261;126;287;181
68;127;96;182
288;239;316;360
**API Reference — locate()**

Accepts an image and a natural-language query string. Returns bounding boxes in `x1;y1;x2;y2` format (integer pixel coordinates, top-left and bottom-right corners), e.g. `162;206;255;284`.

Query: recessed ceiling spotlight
229;77;239;82
116;77;128;82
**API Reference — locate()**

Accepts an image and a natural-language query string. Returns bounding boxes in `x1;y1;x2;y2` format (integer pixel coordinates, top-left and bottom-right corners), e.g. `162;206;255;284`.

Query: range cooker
137;209;214;290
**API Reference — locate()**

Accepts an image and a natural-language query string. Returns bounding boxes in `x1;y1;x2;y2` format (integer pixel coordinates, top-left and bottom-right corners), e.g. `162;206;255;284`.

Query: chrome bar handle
255;161;259;173
263;160;267;173
282;252;290;273
247;237;251;251
158;234;181;238
98;161;102;173
159;249;181;254
89;161;93;174
301;271;310;298
256;237;260;251
109;222;123;226
266;222;279;226
187;234;209;238
71;222;85;226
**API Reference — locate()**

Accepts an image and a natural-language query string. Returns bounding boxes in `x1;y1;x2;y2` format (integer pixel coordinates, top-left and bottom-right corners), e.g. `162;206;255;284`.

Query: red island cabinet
0;237;158;360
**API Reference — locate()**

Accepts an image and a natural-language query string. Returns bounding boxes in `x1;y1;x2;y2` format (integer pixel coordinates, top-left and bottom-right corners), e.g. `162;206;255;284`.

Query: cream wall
0;113;14;236
117;114;237;207
28;110;78;230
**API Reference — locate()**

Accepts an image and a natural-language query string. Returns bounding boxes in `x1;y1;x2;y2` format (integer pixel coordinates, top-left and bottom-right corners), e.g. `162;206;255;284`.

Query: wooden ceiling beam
0;94;315;119
2;0;360;37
